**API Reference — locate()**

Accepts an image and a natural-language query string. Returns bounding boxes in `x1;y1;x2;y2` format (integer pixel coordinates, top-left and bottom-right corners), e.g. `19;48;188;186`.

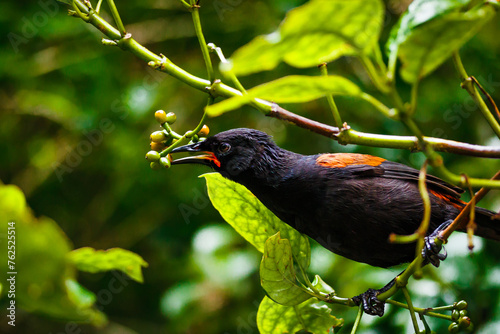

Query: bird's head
171;128;281;181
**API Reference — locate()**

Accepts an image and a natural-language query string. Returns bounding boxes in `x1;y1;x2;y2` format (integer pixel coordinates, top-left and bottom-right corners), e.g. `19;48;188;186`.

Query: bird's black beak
170;142;221;167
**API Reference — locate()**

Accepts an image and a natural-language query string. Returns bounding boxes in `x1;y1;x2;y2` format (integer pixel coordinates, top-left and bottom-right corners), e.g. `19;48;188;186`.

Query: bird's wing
377;160;464;198
316;153;464;198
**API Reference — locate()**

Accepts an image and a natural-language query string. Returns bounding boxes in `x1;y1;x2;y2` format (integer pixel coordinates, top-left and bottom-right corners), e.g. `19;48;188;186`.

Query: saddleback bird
170;128;499;316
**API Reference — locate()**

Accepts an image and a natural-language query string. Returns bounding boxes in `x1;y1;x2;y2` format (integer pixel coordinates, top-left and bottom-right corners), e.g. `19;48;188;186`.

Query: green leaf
68;247;149;283
201;173;310;270
65;279;97;308
260;233;312;306
0;184;106;325
387;0;495;83
257;296;343;334
229;0;384;76
312;275;335;295
206;75;361;117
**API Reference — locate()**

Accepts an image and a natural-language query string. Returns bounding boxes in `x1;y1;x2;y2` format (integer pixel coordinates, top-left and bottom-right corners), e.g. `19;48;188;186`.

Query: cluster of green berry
145;110;209;170
448;300;471;333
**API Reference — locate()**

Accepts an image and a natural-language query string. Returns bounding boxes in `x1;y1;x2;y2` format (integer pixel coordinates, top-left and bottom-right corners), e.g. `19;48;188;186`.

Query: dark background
0;0;499;333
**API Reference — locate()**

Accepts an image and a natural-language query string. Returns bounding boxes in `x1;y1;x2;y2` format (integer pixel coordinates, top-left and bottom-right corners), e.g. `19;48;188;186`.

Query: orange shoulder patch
429;189;466;210
316;153;385;168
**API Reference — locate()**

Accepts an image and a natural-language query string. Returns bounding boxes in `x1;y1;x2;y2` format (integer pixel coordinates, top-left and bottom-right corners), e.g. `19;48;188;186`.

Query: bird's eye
218;142;231;154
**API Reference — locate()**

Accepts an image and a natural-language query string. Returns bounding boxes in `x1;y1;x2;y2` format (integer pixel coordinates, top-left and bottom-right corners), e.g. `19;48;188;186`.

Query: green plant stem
360;93;398;119
414;162;431;276
95;0;103;13
359;55;390;94
440;170;500;241
403;118;500;189
372;43;388;76
191;4;215;82
385;300;452;321
105;0;126;35
389;162;431;277
208;43;248;94
402;287;420;333
319;64;343;127
409;81;419;115
160;97;214;157
342;128;500;159
377;252;425;303
350;305;363;334
452;51;500;138
177;0;192;10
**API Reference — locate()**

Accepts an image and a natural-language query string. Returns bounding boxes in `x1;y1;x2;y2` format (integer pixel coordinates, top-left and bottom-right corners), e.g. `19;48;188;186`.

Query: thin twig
471;76;500;121
440;170;500;241
350;305;363;334
319;63;343;127
452;51;500;138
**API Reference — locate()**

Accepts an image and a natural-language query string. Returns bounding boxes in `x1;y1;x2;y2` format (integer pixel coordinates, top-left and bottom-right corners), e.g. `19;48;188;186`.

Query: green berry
155;110;168;124
458;316;471;329
459;310;467;317
448;322;459;333
198;124;209;137
150;142;165;152
166;112;177;124
192;134;199;143
146;150;161;162
160;156;171;168
150;161;162;170
455;300;468;310
451;309;460;321
150;131;167;143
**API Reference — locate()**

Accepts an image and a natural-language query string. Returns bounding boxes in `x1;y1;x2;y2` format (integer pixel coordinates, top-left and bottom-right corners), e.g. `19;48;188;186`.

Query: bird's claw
352;288;385;317
422;220;452;267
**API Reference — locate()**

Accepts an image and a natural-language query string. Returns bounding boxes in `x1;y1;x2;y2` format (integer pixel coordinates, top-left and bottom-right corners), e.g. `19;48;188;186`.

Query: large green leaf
68;247;148;283
0;184;106;325
201;173;310;270
257;296;343;334
228;0;384;76
206;75;361;117
387;0;495;83
260;233;312;306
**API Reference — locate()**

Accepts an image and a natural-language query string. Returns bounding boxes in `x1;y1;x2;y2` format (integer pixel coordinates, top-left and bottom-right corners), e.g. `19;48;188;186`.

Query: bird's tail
472;207;500;241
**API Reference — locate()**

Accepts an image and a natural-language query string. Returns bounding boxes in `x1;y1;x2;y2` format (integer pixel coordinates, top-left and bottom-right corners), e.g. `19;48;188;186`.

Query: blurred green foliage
0;0;499;333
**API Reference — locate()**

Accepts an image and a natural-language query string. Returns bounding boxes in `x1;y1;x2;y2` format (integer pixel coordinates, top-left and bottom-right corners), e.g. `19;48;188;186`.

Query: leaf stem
360;93;398;119
208;43;247;94
350;305;363;334
191;3;215;82
385;300;452;321
402;287;420;333
389;161;431;279
440;170;500;241
95;0;103;13
105;0;126;35
177;0;192;10
452;51;500;138
359;55;390;94
319;63;343;127
408;80;419;115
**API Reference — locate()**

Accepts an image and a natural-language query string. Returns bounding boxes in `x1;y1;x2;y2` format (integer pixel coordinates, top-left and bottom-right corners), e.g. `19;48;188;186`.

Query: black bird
170;128;499;314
